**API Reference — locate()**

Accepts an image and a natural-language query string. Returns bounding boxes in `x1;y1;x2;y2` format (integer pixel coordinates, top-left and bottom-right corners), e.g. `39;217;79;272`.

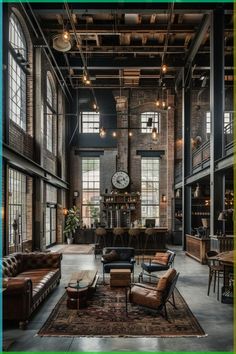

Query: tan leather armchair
129;268;179;320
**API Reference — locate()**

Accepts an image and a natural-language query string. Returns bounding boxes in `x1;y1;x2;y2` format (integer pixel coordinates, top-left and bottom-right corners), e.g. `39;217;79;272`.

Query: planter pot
67;237;73;245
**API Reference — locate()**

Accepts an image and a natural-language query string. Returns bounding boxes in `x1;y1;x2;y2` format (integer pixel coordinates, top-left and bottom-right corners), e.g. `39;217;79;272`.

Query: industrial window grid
206;111;234;134
9;13;27;131
81;112;100;133
46;74;55;153
8;168;27;247
141;158;160;227
141;112;160;133
82;158;100;227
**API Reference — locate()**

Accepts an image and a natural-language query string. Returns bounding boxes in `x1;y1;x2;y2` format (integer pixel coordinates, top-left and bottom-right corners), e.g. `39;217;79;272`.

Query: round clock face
111;171;130;190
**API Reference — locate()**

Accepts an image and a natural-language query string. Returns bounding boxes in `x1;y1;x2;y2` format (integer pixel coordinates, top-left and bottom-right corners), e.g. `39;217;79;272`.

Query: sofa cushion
103;250;119;262
119;250;133;261
17;268;60;304
152;252;171;266
156;268;177;292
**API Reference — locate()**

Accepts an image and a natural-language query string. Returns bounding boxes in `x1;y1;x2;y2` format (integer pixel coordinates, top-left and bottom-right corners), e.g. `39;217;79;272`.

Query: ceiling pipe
21;2;72;101
64;3;98;108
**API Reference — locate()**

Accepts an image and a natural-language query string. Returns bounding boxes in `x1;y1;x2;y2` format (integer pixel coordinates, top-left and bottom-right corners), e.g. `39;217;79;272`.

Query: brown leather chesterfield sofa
2;252;62;329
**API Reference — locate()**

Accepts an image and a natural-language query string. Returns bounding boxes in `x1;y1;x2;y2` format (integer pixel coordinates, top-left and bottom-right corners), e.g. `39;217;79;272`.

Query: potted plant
89;205;100;228
63;206;81;244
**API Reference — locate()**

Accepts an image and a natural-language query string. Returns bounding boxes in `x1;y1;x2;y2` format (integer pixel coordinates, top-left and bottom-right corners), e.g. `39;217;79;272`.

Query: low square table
110;269;131;287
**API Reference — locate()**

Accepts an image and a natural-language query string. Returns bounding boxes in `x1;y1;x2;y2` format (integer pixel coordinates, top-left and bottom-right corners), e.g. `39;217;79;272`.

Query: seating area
1;1;234;352
2;252;62;328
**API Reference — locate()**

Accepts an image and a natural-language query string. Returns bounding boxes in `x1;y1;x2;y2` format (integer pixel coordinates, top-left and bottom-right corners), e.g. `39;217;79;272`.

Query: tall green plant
63;206;80;238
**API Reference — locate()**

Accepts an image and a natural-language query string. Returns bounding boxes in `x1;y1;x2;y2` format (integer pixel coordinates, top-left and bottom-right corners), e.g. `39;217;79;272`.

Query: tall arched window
46;73;56;153
9;13;27;130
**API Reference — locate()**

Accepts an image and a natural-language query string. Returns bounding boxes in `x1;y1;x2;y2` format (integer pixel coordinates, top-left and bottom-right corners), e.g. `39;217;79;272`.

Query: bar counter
74;227;168;253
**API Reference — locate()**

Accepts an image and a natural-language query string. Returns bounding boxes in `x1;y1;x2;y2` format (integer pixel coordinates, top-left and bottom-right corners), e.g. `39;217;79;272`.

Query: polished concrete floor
3;246;233;352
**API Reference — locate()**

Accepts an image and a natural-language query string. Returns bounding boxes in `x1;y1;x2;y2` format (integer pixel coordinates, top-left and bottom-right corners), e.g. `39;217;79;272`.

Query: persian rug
38;285;206;337
55;244;94;255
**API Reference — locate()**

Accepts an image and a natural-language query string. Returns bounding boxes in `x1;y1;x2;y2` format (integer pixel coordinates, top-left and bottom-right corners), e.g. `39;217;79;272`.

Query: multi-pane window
45;184;57;247
206;112;211;134
46;74;55;152
81;112;100;133
82;158;100;227
141;158;160;226
141;112;160;133
224;112;233;134
206;111;233;134
9;169;27;247
9;13;27;130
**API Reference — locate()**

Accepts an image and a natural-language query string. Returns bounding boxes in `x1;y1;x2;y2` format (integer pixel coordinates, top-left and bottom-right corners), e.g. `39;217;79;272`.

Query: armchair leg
164;305;168;320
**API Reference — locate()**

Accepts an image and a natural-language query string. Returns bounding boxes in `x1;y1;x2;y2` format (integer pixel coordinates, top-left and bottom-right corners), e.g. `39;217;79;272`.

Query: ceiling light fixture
112;131;117;137
161;64;168;74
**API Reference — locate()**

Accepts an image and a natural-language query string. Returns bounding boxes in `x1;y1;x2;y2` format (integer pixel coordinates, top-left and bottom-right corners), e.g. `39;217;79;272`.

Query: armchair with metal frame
129;268;179;320
139;250;176;283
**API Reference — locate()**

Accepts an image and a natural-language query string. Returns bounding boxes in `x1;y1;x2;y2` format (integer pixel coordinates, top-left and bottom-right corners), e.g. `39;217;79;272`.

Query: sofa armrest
4;277;32;295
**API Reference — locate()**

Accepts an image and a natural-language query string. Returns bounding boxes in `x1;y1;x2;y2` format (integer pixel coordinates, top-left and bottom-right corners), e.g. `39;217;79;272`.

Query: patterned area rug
56;244;94;254
38;285;206;337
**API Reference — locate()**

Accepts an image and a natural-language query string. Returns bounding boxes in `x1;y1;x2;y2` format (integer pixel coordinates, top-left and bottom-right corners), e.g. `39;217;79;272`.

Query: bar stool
128;228;140;249
144;228;156;254
95;227;107;248
113;227;125;247
206;250;224;301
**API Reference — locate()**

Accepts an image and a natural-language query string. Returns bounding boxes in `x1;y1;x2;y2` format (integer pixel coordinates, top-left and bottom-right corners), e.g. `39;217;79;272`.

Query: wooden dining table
217;250;234;302
217;250;234;265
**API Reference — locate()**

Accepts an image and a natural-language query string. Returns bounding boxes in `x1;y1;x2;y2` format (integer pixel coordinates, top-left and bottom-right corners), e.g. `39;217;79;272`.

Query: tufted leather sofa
2;252;62;329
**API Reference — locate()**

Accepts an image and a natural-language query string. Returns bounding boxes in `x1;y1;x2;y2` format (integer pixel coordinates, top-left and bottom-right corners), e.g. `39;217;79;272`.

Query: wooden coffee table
66;270;99;309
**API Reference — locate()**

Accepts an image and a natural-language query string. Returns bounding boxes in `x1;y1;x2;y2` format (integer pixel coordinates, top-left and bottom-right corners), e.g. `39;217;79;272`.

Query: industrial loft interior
2;2;234;353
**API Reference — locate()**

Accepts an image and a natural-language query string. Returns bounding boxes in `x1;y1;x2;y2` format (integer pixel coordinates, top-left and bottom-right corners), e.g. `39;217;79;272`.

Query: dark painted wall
70;89;117;148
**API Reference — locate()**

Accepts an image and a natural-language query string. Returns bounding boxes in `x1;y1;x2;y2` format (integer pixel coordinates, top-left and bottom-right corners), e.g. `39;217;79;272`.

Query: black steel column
210;8;225;235
182;68;192;250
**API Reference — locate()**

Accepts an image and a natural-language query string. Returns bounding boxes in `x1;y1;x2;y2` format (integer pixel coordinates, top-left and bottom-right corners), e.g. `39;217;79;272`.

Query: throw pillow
152;252;170;265
103;250;119;262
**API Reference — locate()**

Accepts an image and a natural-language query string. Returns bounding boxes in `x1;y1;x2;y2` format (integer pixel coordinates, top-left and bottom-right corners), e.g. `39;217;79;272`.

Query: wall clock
111;171;130;190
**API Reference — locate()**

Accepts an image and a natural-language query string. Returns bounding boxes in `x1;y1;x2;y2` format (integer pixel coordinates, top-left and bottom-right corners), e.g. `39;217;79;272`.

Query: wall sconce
176;189;181;198
194;183;201;198
63;208;68;216
99;127;106;138
151;127;158;141
162;194;167;203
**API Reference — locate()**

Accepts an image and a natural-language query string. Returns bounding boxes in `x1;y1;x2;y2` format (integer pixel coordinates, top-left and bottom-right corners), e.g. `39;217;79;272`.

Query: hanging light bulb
151;127;158;141
93;103;97;110
129;131;133;137
162;100;166;109
167;105;172;110
85;77;91;85
161;64;168;73
82;72;87;82
99;127;106;138
112;131;117;138
62;30;70;42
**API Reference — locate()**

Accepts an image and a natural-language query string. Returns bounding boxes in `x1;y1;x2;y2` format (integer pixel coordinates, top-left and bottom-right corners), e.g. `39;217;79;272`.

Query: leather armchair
129;268;179;320
101;247;135;282
2;252;62;329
